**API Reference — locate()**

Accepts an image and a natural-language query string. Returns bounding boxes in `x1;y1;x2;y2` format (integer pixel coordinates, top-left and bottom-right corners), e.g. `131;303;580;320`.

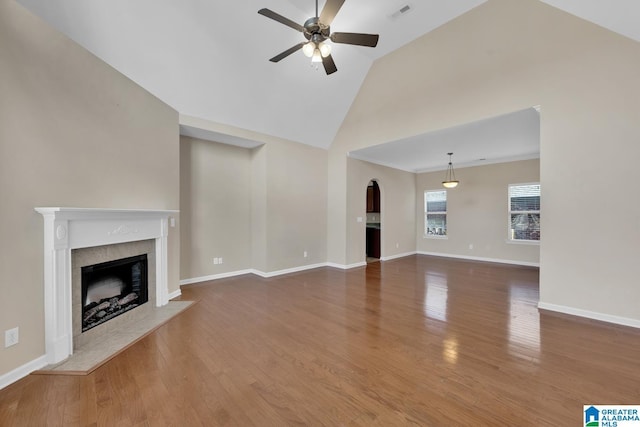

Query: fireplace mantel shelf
35;207;179;216
35;207;178;364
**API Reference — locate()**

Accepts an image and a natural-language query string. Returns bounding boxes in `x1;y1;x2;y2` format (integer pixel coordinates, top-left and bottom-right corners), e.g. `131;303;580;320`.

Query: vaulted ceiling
17;0;640;156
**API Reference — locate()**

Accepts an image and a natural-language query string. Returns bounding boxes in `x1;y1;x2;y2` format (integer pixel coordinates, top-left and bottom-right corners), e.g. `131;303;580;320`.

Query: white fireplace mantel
35;207;178;364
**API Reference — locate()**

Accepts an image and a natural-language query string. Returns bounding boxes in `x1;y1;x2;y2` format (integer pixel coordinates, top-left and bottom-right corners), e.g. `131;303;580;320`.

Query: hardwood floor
1;255;639;426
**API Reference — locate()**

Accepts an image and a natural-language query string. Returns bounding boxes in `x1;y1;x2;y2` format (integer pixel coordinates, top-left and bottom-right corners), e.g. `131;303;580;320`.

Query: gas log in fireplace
81;254;148;332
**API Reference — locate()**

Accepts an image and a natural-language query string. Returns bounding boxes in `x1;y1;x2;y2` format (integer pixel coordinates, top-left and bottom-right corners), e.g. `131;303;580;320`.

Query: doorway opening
366;180;381;262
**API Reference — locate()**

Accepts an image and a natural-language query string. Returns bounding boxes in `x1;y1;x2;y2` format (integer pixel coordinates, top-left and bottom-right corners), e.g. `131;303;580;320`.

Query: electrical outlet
303;251;308;258
219;257;223;264
396;243;399;248
5;327;19;348
469;244;474;250
213;257;219;265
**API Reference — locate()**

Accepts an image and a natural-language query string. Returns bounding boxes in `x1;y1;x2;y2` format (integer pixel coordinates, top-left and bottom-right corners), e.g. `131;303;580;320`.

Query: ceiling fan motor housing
303;17;330;40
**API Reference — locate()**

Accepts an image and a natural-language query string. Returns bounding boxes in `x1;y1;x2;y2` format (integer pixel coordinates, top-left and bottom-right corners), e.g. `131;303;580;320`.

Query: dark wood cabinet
366;227;381;258
366;181;380;213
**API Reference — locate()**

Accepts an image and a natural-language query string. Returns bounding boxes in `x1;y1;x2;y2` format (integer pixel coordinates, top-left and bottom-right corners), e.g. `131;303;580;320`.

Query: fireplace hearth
81;254;148;332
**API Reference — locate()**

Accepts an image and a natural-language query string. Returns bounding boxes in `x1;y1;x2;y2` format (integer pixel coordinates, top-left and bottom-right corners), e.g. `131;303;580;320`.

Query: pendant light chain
447;155;456;181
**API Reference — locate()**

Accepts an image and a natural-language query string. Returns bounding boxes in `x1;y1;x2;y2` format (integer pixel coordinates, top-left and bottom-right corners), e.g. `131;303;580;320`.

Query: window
508;183;540;242
425;190;447;237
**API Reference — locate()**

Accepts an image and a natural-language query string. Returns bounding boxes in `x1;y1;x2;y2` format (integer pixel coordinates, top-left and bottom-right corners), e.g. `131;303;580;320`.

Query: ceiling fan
258;0;379;75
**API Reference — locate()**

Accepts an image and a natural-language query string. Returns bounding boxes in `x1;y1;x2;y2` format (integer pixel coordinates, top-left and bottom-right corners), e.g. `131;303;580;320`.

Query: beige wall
416;159;540;265
263;140;328;271
251;145;268;272
327;150;348;265
0;0;179;376
346;159;416;264
180;137;252;278
180;135;328;277
329;0;640;322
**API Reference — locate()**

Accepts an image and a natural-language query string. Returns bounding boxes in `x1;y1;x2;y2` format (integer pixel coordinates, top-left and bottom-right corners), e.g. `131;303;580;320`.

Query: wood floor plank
1;255;640;426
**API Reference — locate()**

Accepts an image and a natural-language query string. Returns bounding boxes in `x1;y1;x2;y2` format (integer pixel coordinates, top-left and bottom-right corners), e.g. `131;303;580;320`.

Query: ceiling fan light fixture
302;41;315;57
318;41;331;57
311;48;323;63
258;0;379;75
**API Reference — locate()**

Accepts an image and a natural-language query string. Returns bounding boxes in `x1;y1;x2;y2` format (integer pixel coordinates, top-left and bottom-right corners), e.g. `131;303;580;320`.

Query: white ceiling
540;0;640;43
16;0;640;163
349;107;540;173
15;0;486;149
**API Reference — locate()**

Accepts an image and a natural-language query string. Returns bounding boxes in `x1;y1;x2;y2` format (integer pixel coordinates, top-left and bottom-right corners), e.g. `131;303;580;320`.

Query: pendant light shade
442;152;459;188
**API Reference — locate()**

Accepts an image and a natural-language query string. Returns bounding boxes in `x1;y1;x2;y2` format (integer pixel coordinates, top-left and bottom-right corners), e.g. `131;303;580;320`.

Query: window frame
424;190;448;239
507;182;540;244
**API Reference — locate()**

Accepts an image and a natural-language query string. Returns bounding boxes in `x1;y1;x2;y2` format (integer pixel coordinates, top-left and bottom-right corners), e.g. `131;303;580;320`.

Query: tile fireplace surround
35;208;178;365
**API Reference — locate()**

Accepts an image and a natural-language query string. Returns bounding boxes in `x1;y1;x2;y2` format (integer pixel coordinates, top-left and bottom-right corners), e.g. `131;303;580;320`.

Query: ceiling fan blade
258;8;304;32
319;0;345;26
322;54;338;75
330;32;379;47
269;42;306;62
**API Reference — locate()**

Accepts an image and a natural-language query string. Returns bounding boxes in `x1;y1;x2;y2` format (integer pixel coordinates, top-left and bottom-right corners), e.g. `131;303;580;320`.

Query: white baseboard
380;251;416;261
326;261;367;270
184;253;535;286
0;354;48;390
167;289;182;300
180;269;254;286
180;263;334;285
179;261;375;285
417;251;540;268
251;263;327;278
538;302;640;329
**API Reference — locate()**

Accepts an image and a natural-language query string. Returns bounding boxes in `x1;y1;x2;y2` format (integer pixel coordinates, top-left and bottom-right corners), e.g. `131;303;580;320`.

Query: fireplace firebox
81;254;148;332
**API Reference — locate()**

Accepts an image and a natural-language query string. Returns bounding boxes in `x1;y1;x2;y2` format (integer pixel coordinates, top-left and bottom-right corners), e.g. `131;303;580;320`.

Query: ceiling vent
390;4;412;20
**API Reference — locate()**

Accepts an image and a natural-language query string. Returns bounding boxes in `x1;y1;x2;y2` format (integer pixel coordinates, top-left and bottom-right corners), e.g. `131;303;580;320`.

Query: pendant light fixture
442;152;459;189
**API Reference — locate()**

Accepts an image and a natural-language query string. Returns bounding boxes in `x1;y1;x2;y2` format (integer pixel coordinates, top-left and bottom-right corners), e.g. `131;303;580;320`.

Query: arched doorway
366;180;381;262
